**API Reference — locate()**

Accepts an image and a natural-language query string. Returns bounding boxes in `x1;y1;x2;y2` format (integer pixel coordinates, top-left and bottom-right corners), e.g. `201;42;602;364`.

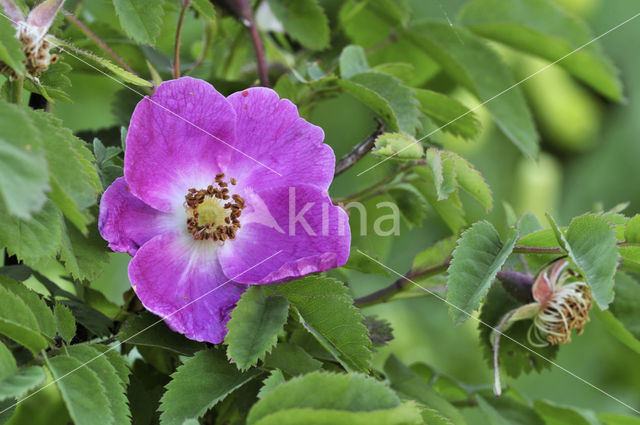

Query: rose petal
225;88;335;191
125;77;237;212
98;177;171;256
218;184;350;284
1;0;25;25
129;232;247;344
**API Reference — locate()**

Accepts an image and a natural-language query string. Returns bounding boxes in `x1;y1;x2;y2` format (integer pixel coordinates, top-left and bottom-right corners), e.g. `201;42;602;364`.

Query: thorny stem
334;118;385;176
174;0;191;79
63;11;137;77
9;77;23;104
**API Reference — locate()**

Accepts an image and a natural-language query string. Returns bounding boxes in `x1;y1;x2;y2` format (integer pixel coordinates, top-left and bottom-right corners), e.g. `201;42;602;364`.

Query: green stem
9;77;23;104
174;0;191;79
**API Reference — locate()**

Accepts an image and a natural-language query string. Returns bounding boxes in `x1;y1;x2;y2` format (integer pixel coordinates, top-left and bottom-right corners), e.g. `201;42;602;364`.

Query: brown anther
230;178;237;185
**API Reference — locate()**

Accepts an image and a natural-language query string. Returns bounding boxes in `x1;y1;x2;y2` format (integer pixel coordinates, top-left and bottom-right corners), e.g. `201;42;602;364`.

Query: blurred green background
16;0;639;422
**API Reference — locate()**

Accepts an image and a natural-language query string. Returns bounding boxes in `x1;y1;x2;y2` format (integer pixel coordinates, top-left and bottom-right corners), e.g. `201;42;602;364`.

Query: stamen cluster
184;173;245;242
0;25;58;77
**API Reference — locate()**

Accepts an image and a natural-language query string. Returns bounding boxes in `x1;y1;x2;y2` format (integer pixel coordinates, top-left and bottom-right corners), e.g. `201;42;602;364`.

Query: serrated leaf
50;37;152;86
414;89;480;140
458;0;622;100
339;72;421;135
247;371;405;425
225;287;289;370
383;355;466;425
117;311;206;356
339;45;369;79
0;283;49;355
251;404;424;425
257;370;286;399
112;0;164;45
159;349;261;425
0;17;26;76
447;221;518;325
549;214;618;308
533;400;600;425
0;342;16;379
46;354;114;425
0;366;46;402
403;22;538;157
373;133;424;160
274;276;371;373
263;343;322;376
624;214;640;243
268;0;329;51
372;62;415;84
413;237;457;272
0;100;49;219
68;346;130;425
190;0;215;22
58;218;109;282
425;149;456;201
447;152;493;212
28;111;100;233
0;275;55;338
411;174;467;234
388;183;428;227
54;303;76;343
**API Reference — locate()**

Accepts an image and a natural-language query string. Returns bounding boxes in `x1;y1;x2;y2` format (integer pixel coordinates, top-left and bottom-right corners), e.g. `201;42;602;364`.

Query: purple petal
98;177;170;256
26;0;63;32
125;77;237;212
218;184;350;284
1;0;25;24
129;232;247;344
225;88;335;191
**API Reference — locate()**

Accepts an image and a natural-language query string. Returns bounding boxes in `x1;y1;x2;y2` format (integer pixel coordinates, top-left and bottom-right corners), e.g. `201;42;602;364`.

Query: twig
174;0;191;79
63;10;137;77
224;0;269;86
335;118;385;176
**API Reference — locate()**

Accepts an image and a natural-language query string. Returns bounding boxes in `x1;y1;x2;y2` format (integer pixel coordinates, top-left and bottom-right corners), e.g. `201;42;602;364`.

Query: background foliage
1;0;640;424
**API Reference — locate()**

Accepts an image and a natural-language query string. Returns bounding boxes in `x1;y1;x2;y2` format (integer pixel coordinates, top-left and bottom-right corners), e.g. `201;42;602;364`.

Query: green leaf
475;395;511;425
0;198;63;265
0;18;26;76
425;149;457;201
413;237;457;272
403;22;538;157
54;303;76;343
533;400;600;425
599;413;640;425
251;404;424;425
411;174;467;234
117;311;206;356
268;0;330;51
458;0;622;100
339;45;370;79
477;395;545;425
112;0;164;45
339;72;421;135
447;221;518;325
50;37;152;86
159;349;261;425
550;214;618;308
414;89;480;140
225;287;290;370
0;342;16;378
373;133;424;160
67;346;130;425
388;183;428;227
343;250;390;276
257;370;286;399
46;354;113;425
624;214;640;243
0;366;46;402
0;275;55;338
447;152;493;212
58;218;109;282
0;283;49;355
595;272;640;353
0;100;49;219
28;111;100;233
383;355;467;425
372;62;415;84
247;371;406;425
263;343;322;376
190;0;216;22
274;276;371;373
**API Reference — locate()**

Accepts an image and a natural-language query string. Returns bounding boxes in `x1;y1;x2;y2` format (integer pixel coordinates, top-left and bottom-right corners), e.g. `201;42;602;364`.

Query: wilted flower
0;0;64;76
99;77;350;343
492;259;592;395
